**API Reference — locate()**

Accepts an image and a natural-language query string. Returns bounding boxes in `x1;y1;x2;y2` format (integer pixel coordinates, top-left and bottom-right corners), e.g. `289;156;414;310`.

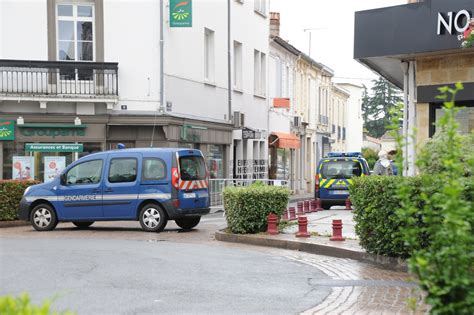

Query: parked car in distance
19;148;210;232
314;152;370;209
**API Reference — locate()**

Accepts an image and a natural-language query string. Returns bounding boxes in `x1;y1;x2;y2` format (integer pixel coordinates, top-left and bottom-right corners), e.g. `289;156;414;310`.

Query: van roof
81;148;201;159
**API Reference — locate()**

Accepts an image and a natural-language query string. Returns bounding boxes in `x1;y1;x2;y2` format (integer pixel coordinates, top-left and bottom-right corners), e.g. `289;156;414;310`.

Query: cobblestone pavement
280;252;429;315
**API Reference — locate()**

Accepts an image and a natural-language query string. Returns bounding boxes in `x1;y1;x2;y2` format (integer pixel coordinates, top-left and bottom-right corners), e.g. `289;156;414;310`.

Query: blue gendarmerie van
19;148;210;232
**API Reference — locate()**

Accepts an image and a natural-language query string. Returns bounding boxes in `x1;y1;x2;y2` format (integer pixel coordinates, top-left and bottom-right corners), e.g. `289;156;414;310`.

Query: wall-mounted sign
0;119;15;140
12;156;34;180
44;156;66;182
170;0;192;27
242;128;262;140
437;10;472;35
19;124;87;139
25;143;84;152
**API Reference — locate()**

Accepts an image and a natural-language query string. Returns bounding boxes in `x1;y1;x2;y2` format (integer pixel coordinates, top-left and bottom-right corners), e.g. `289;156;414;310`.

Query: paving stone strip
285;253;429;315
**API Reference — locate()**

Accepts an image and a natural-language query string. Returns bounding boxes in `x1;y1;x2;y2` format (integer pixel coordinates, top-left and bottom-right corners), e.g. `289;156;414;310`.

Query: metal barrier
209;179;289;210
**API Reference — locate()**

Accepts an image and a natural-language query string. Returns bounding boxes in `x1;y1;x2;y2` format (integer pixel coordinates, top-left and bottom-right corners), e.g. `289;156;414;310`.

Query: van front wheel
175;217;201;230
139;204;168;232
30;204;58;231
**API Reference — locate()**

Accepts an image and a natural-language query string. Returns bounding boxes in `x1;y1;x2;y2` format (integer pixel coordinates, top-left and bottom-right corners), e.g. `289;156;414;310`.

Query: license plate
331;190;348;195
183;192;196;199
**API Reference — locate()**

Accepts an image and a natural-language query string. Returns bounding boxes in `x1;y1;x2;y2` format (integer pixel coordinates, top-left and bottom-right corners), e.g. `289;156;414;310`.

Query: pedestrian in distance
388;149;398;175
373;150;394;176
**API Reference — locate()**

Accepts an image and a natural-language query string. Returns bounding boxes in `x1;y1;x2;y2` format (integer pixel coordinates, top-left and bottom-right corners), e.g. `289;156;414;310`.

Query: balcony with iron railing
0;59;118;101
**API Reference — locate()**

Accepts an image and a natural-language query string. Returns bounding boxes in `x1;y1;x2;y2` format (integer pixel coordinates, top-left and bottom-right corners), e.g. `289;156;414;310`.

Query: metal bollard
295;216;310;238
282;208;289;221
266;213;279;235
310;200;316;213
289;207;296;221
297;202;304;215
316;198;323;211
303;200;310;213
330;219;345;241
345;198;352;211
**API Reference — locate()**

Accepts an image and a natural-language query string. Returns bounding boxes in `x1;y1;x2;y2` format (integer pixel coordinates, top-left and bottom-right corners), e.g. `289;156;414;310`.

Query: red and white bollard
303;200;310;213
297;202;304;216
282;208;289;221
345;198;352;211
295;216;310;238
289;207;296;221
330;219;345;241
267;213;279;235
316;198;323;212
310;200;316;213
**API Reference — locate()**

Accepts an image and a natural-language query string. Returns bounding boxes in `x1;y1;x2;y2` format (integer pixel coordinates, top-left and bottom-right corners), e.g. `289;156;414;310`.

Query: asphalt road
0;214;332;315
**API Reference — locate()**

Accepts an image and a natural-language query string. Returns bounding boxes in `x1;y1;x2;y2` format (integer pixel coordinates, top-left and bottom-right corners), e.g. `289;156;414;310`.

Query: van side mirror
60;173;67;185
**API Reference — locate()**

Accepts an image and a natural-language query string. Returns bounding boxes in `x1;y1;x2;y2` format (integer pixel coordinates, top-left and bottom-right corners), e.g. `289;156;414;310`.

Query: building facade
0;0;269;180
329;84;349;152
337;83;363;152
354;0;474;175
268;14;300;190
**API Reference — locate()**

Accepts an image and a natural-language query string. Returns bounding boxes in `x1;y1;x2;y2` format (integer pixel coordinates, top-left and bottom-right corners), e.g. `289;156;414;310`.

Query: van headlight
24;186;31;195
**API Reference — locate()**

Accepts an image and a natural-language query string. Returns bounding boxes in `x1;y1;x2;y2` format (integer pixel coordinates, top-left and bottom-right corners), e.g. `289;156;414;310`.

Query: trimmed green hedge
0;293;75;315
0;180;39;221
349;176;442;258
223;184;290;234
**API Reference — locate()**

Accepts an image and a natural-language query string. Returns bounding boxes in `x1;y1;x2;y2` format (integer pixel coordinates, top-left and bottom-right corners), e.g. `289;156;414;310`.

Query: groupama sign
170;0;192;27
0;120;15;140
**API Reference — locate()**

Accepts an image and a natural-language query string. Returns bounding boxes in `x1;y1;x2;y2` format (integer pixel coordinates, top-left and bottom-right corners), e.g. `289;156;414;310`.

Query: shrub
417;132;474;176
396;83;474;313
0;180;39;221
0;293;74;315
362;147;378;169
349;175;442;258
223;184;290;234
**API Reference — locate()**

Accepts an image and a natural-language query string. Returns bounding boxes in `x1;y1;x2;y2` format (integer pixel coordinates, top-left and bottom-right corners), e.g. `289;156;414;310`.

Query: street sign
25;143;84;152
170;0;192;27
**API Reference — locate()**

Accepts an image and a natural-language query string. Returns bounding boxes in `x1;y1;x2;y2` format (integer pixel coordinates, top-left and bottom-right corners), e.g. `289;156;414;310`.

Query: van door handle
92;188;100;193
105;188;113;192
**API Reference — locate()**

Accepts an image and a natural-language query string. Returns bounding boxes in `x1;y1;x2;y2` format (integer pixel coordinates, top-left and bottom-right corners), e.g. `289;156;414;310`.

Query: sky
269;0;406;88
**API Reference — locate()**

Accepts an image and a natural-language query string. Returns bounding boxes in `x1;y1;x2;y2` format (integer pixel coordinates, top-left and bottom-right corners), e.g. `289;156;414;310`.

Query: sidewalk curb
0;220;29;228
215;230;408;272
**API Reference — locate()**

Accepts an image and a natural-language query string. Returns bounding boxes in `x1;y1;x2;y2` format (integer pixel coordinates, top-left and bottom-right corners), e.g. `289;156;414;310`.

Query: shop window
142;158;166;181
66;159;103;185
108;158;137;183
206;144;224;179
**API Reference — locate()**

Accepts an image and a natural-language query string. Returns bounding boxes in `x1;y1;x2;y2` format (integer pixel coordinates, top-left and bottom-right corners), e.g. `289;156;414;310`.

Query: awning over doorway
270;132;300;149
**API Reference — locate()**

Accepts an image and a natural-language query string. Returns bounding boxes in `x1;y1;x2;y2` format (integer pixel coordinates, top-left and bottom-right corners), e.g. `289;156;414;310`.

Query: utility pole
303;27;327;58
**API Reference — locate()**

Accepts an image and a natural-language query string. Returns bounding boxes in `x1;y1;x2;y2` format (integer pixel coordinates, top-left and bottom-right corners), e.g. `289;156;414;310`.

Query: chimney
270;12;280;38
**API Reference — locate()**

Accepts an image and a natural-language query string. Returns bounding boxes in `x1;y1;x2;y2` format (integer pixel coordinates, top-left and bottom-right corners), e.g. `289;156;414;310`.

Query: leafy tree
362;77;402;138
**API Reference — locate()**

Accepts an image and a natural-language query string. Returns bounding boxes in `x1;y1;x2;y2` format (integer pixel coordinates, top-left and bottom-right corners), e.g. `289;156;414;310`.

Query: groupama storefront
354;0;474;175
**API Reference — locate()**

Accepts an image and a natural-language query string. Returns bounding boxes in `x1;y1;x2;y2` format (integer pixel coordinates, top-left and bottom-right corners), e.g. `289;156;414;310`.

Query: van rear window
320;160;362;179
179;156;206;180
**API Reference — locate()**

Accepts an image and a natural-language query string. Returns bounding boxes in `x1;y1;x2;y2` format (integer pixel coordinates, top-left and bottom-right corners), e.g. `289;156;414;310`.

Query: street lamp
303;27;328;58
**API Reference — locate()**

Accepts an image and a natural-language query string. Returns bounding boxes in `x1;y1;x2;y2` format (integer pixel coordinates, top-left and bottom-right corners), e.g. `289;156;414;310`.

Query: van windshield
320;160;362;179
179;156;207;181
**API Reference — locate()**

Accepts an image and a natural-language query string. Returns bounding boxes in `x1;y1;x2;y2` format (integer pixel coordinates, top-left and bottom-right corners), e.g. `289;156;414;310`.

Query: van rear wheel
72;221;94;229
30;204;58;231
139;204;168;232
175;217;201;230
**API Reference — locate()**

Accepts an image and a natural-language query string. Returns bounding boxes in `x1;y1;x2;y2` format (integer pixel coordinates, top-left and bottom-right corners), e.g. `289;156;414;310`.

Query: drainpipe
401;60;417;176
227;0;232;122
160;0;164;113
401;61;409;176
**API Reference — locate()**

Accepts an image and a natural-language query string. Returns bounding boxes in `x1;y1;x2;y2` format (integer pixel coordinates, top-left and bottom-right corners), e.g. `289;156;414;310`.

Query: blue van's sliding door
102;153;141;219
